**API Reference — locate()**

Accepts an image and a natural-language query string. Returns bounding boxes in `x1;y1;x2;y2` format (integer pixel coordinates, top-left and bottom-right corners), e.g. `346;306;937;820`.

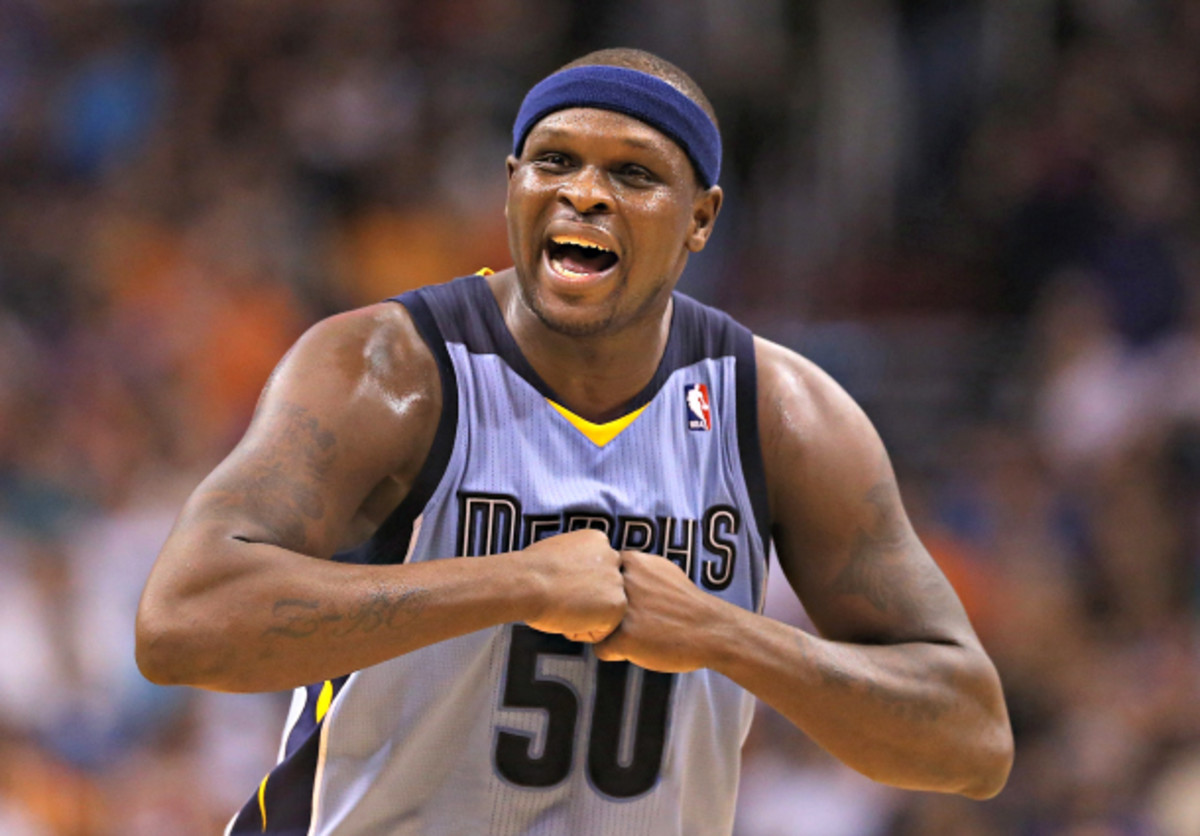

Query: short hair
559;48;720;131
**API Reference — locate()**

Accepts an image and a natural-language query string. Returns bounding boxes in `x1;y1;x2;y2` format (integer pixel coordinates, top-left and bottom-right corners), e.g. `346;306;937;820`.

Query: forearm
708;604;1012;799
136;533;541;693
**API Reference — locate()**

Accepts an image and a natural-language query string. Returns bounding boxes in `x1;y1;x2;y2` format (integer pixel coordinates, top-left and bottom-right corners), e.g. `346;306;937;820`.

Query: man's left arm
595;337;1013;799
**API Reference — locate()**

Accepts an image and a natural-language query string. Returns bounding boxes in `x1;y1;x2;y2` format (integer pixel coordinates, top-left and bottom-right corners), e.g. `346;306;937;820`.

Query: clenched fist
519;529;627;643
594;550;724;672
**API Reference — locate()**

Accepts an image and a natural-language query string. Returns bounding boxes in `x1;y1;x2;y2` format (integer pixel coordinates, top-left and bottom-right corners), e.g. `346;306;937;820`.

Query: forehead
524;108;691;166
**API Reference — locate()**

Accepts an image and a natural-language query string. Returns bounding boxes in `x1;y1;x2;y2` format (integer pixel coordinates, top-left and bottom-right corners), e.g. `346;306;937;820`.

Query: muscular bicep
177;304;441;560
758;339;977;647
775;458;971;646
190;400;363;557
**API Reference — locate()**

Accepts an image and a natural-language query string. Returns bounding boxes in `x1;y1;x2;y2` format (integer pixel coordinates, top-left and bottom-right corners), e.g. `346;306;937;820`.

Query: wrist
693;593;752;673
504;549;554;625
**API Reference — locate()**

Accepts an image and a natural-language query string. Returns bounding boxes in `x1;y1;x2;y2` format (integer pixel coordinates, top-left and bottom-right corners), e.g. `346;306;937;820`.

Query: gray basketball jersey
228;274;770;836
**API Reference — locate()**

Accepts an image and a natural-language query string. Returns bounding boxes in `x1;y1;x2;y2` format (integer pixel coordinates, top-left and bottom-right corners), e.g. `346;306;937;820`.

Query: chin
530;297;618;338
520;279;619;338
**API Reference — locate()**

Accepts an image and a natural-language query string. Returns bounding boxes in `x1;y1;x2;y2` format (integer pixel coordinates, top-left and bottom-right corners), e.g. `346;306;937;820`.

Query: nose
558;165;611;214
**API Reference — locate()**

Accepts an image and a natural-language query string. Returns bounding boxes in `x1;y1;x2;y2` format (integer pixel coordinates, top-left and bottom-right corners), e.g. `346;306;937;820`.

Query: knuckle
580;528;613;550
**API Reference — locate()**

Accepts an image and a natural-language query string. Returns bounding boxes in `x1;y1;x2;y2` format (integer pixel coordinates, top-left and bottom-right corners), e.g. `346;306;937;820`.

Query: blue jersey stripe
229;675;351;835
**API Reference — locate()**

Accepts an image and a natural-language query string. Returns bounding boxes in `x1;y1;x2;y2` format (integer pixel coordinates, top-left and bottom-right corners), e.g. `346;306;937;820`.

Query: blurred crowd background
2;0;1200;833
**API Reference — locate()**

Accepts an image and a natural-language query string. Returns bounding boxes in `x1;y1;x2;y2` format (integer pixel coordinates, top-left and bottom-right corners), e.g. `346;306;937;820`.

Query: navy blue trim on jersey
420;274;749;418
657;293;740;394
443;275;558;401
229;675;351;835
734;328;771;607
331;293;460;567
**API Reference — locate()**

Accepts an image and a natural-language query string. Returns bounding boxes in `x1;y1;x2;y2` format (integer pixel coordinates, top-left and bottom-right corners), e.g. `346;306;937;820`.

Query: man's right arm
135;303;625;694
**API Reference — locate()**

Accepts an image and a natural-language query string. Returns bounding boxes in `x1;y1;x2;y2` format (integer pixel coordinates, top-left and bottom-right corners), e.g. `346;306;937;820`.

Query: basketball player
136;48;1012;835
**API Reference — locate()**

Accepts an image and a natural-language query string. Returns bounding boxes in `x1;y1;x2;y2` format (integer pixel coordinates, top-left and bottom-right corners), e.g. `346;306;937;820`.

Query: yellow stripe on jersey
258;774;269;832
316;680;334;723
547;400;648;447
475;267;495;276
254;682;333;833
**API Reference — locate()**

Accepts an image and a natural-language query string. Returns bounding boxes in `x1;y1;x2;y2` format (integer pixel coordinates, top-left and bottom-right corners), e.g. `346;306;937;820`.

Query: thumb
592;632;627;663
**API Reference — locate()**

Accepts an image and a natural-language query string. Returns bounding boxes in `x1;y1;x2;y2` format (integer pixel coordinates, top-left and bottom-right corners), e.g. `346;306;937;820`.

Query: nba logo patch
685;383;712;431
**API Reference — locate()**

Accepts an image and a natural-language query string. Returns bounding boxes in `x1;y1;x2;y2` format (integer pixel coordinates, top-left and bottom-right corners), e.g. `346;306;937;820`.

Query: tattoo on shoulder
206;402;339;552
263;585;428;640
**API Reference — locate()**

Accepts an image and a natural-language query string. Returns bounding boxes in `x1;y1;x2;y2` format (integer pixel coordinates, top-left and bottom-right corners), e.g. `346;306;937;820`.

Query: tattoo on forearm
264;586;428;640
208;402;339;552
866;677;949;722
818;654;855;688
803;636;951;723
264;599;322;638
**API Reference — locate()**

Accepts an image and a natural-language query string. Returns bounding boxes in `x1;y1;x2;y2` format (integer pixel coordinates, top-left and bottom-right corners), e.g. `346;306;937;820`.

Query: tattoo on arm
828;479;933;630
263;586;429;640
800;628;950;722
865;677;950;723
207;402;339;553
809;473;959;722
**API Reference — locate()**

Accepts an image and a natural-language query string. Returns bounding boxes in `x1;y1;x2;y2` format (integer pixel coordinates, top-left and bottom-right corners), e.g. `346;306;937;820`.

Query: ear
505;156;519;219
685;185;723;253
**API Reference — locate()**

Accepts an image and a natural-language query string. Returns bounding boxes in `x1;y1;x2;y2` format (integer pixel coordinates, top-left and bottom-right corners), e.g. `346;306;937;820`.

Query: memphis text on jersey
457;492;741;591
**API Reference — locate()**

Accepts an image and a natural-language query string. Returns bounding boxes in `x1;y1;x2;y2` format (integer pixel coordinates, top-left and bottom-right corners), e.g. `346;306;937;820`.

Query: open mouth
546;235;619;280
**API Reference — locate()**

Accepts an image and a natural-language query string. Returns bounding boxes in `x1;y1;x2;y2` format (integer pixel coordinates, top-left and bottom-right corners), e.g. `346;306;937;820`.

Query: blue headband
512;65;721;187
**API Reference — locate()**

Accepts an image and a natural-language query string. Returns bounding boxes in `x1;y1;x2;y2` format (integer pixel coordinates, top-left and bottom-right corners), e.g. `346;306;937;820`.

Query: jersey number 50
494;625;674;798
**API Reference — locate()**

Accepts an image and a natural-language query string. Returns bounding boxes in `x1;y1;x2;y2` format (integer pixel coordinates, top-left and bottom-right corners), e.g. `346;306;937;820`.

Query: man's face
505;107;720;338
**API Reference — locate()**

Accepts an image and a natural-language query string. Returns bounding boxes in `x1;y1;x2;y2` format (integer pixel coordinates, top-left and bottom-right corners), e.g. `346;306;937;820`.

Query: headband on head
512;65;722;188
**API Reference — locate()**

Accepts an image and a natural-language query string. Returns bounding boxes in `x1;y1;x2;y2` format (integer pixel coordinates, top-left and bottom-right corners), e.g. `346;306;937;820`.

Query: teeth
550;234;613;254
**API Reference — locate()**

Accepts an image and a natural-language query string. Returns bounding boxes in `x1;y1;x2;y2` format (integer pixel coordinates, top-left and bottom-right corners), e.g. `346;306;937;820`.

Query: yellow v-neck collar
547;399;648;447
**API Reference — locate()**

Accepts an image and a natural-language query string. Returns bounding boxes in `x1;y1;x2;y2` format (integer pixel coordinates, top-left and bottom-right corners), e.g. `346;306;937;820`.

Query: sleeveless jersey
227;274;771;836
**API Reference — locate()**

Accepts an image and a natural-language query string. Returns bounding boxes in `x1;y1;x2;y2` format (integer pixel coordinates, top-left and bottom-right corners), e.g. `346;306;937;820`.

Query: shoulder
255;301;443;461
754;336;876;455
281;301;439;400
752;336;885;521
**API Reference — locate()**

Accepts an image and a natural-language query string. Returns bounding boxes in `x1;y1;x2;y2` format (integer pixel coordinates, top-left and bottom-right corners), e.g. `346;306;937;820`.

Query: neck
490;271;673;423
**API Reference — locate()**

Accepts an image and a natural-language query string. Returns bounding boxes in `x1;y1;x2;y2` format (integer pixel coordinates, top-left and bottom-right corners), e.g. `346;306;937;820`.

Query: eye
617;163;658;185
533;151;573;171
